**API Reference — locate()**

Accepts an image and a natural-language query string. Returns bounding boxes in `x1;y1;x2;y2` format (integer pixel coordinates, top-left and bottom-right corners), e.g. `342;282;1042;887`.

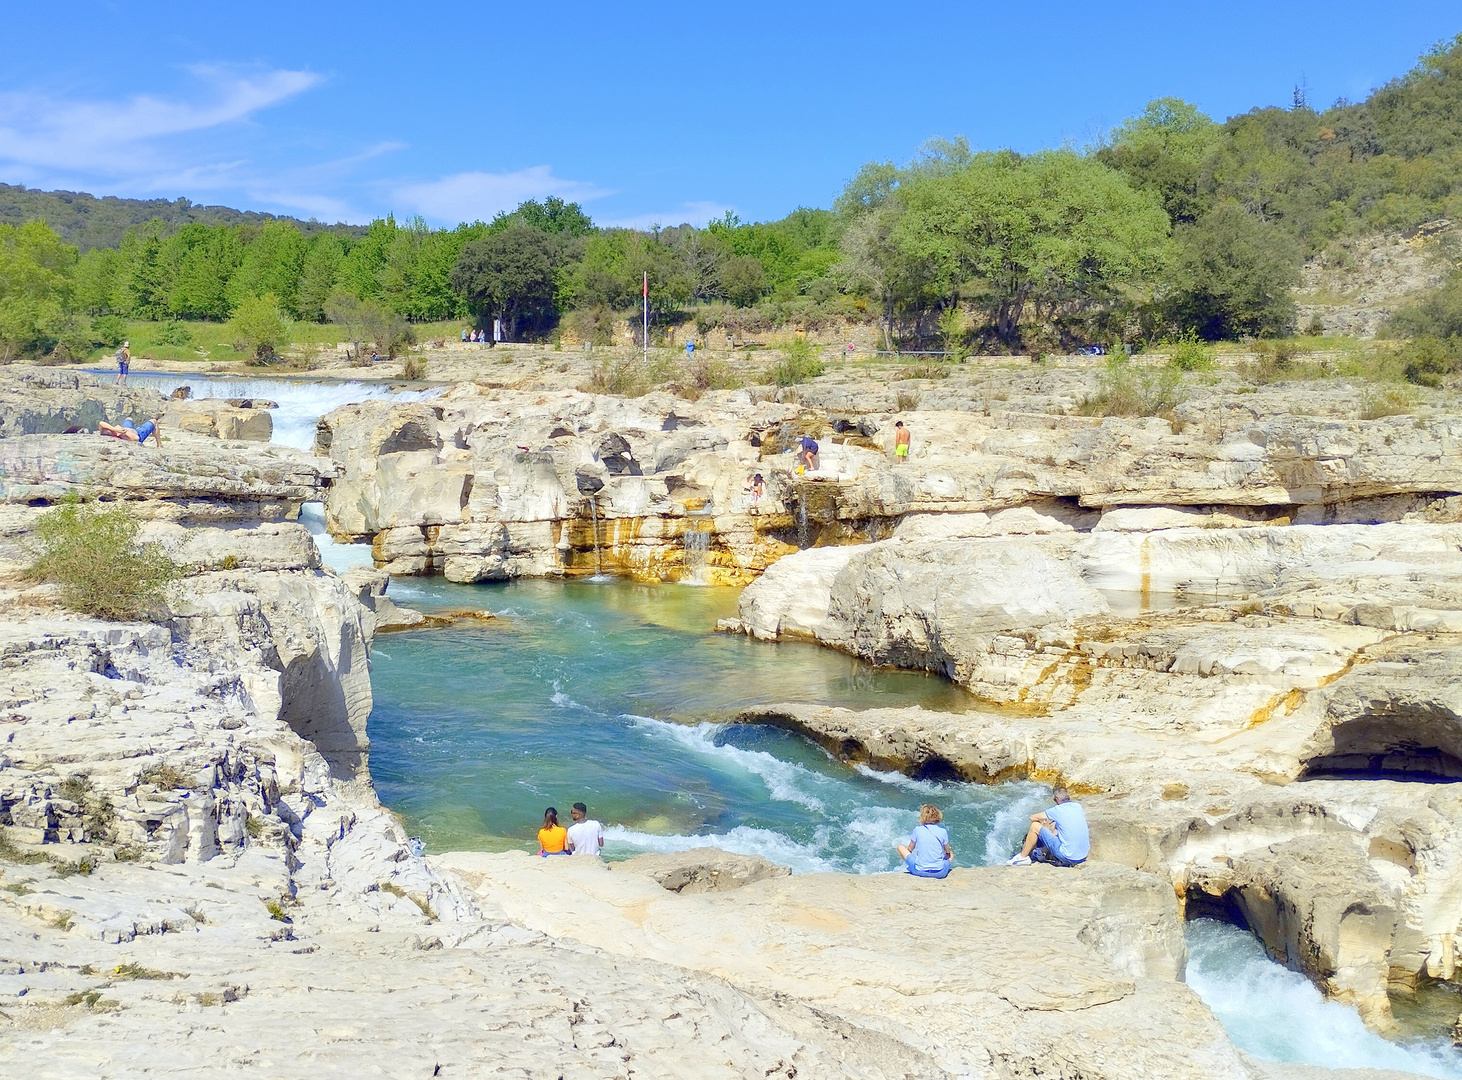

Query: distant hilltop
0;183;366;252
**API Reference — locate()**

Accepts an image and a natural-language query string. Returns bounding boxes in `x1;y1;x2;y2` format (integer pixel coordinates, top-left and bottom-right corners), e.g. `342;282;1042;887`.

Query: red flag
643;272;648;298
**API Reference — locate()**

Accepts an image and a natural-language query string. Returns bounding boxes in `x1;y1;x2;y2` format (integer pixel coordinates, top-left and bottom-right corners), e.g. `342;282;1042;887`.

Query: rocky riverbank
0;363;1458;1076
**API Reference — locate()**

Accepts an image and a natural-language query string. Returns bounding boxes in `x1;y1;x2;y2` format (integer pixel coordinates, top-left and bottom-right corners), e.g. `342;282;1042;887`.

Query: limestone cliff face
317;376;1462;590
320;388;805;585
732;516;1462;1030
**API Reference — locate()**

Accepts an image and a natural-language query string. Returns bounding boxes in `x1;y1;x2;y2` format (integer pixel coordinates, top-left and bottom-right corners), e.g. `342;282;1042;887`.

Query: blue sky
1;2;1457;228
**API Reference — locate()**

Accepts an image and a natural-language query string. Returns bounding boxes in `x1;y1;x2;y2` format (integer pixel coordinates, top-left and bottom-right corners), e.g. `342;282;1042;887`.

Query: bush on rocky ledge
27;499;177;619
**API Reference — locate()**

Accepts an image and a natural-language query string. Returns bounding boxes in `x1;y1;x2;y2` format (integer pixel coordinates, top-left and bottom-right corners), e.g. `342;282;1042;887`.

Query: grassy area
74;318;472;366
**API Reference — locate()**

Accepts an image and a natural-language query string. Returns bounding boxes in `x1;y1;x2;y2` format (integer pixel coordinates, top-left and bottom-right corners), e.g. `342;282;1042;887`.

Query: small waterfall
683;507;713;585
588;496;603;576
796;496;810;549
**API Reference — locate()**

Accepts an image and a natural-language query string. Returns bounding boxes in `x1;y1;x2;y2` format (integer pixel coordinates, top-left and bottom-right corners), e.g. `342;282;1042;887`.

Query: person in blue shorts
98;417;160;448
896;803;953;878
1007;786;1089;867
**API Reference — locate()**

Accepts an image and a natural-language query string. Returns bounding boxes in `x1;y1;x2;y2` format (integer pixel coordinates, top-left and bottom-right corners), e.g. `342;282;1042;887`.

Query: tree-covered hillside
2;33;1461;371
0;184;364;253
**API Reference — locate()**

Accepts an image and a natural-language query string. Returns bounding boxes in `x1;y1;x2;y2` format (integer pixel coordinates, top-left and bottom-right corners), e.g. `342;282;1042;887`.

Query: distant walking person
896;804;953;879
113;342;131;386
1008;786;1089;867
538;807;568;856
565;802;604;857
894;420;911;463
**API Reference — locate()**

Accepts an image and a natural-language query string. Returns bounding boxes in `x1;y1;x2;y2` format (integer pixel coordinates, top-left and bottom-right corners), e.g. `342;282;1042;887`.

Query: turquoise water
1186;919;1462;1076
367;577;1043;870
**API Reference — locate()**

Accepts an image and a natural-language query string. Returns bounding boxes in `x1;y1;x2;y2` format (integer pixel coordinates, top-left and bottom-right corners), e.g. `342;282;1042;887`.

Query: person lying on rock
1007;786;1089;867
97;417;160;448
538;807;568;856
565;802;604;857
896;803;953;878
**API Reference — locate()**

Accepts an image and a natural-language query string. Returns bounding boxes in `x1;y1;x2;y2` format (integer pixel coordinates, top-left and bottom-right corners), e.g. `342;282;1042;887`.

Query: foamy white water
301;502;374;573
1185;919;1462;1077
113;371;441;449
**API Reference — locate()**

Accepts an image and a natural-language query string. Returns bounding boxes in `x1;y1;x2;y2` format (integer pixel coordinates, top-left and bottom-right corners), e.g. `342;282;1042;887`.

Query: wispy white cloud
394;166;608;224
0;67;320;175
600;201;732;230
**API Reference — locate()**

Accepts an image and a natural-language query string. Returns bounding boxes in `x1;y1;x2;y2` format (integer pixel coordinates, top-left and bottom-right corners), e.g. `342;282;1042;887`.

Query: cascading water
300;501;374;573
796;496;810;548
587;496;603;576
104;371;442;450
683;508;713;585
1185;919;1462;1077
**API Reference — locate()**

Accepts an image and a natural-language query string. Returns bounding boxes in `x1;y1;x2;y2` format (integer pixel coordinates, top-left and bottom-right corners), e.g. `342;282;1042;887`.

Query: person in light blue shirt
895;803;953;879
1007;786;1089;867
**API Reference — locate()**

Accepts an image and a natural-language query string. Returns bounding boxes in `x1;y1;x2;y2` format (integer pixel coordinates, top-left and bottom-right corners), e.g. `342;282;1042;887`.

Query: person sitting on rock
896;803;953;878
538;807;568;856
97;417;160;448
565;801;604;857
1008;786;1089;867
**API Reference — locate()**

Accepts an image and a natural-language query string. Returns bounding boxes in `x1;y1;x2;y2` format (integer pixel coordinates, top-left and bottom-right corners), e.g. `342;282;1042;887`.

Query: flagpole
642;271;648;362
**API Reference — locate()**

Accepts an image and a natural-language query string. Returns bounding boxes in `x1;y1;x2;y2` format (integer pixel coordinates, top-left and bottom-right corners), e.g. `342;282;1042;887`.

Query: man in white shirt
565;802;604;857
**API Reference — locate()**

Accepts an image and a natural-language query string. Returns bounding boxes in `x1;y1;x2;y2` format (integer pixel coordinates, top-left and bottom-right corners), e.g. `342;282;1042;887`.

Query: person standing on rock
1008;786;1089;867
565;802;604;857
113;341;131;386
538;807;568;856
896;804;953;878
893;420;911;463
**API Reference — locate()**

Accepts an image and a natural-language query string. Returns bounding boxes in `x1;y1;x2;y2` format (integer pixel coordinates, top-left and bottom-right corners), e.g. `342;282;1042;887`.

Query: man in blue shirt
1007;786;1089;867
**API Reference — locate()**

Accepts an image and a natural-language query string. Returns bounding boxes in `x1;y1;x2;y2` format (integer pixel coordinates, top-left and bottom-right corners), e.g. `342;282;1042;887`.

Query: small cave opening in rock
910;755;962;783
1298;708;1462;783
1183;885;1251;931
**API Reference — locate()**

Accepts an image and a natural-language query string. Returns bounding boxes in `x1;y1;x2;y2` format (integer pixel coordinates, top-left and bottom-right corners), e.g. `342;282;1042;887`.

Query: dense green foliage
28;499;177;619
4;34;1462;359
0;183;362;252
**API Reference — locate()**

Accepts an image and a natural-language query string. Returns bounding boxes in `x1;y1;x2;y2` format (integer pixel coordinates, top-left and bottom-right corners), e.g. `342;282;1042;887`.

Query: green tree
719;255;765;306
338;217;396;302
451;225;567;340
380;218;481;321
894;150;1172;345
228;222;307;315
296;233;346;322
490;197;595;236
838;199;933;350
72;246;121;316
1167;198;1301;339
117;220;170;319
0;221;76;359
559;229;692;329
168;225;242;320
1097;98;1220;225
228;292;290;361
324;292;414;359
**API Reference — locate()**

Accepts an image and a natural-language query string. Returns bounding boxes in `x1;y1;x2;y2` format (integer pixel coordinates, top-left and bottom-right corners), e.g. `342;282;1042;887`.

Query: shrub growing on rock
1078;355;1185;417
27;499;176;619
769;337;825;387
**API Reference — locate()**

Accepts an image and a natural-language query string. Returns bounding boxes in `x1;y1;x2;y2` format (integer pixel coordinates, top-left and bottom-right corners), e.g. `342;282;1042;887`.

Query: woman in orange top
538;807;568;856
